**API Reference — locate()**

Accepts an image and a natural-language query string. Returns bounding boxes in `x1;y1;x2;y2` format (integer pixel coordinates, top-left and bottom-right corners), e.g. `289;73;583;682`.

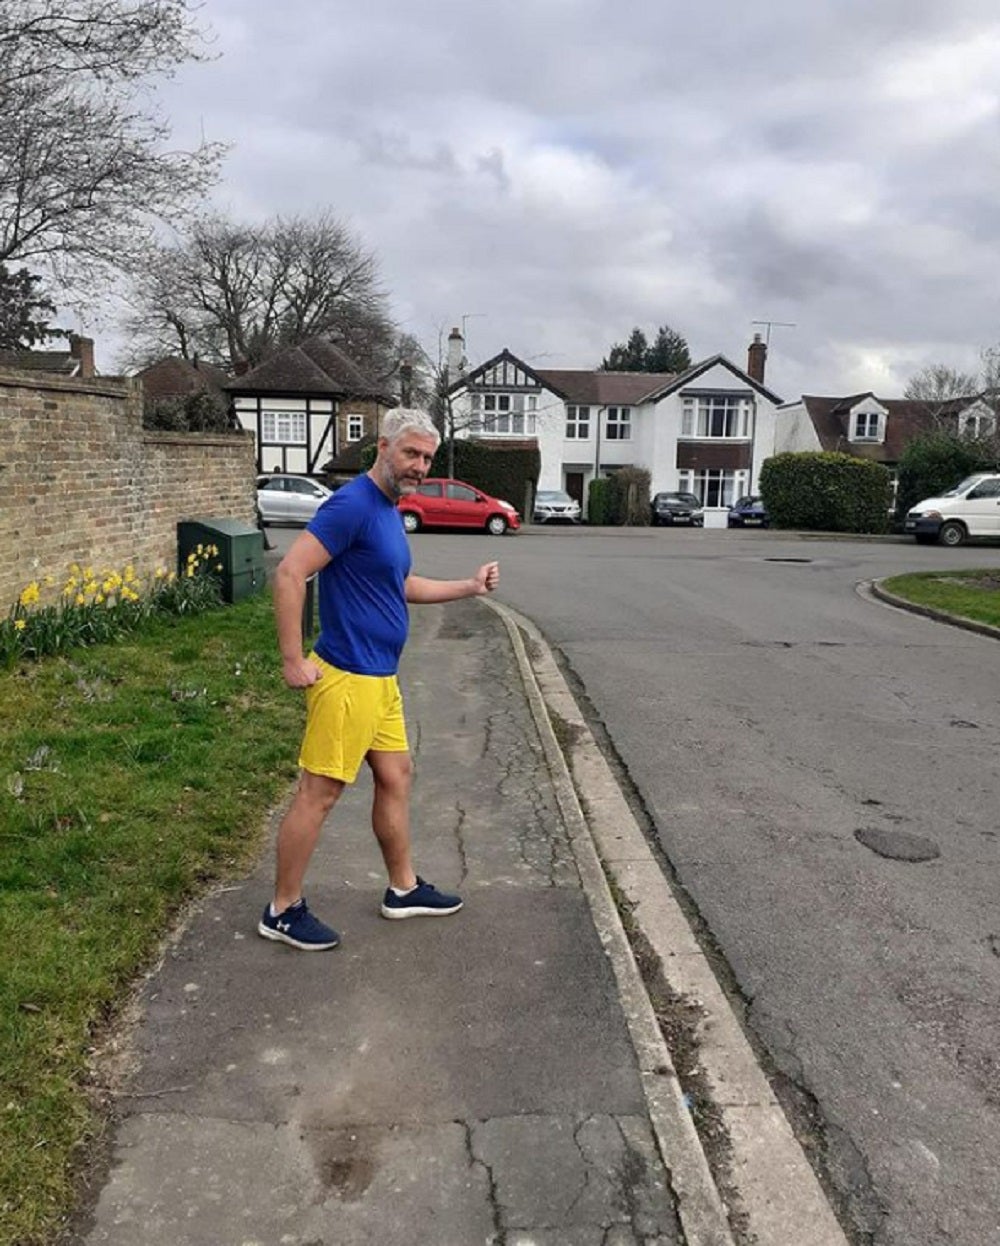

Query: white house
445;331;783;517
775;392;996;466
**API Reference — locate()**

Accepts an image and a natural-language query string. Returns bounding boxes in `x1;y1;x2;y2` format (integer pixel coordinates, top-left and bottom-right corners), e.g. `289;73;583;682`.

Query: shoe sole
257;921;340;950
380;902;463;920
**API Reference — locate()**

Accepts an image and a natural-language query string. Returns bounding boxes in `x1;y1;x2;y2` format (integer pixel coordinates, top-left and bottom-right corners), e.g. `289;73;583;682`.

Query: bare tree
0;1;222;293
122;211;409;380
903;363;979;419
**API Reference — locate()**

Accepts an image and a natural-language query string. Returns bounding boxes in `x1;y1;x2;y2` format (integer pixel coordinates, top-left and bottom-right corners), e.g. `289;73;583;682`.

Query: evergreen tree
600;324;690;373
0;266;60;348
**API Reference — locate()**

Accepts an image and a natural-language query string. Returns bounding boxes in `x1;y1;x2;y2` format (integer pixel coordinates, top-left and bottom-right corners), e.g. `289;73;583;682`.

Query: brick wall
0;369;258;608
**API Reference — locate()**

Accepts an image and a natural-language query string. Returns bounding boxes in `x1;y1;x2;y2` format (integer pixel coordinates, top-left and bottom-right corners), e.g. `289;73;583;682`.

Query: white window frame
262;410;307;444
470;392;537;436
961;412;995;439
566;405;591;439
852;411;882;442
605;406;632;441
681;396;751;439
678;468;748;508
346;413;364;442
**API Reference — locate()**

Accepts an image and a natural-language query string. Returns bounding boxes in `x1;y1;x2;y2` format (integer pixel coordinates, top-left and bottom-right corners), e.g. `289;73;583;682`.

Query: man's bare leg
273;769;344;912
367;749;417;892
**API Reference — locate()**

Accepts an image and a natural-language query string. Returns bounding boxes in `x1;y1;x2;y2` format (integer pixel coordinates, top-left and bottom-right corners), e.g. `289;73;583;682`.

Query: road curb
867;578;1000;641
485;598;850;1246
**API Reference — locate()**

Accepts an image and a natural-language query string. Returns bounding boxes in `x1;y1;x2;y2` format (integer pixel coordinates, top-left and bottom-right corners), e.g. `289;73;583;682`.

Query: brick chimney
69;334;96;378
747;333;766;384
446;327;465;384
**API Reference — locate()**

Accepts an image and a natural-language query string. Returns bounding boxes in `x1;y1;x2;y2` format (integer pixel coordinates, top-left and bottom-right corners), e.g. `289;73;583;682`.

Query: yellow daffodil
75;593;86;606
18;582;40;608
14;619;26;632
95;593;105;605
124;565;136;582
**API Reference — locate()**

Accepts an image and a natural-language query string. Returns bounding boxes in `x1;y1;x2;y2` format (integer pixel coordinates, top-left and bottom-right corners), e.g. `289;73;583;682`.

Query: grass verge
881;569;1000;629
0;592;302;1246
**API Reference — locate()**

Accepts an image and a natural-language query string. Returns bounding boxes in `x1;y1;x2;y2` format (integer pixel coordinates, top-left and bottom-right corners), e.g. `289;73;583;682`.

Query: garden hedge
759;451;891;533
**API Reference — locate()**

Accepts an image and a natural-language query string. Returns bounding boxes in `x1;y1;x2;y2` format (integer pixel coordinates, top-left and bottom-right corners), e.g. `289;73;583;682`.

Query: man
258;407;500;950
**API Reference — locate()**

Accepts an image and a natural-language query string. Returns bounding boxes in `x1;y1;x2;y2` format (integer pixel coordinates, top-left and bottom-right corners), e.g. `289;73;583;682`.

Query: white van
904;473;1000;546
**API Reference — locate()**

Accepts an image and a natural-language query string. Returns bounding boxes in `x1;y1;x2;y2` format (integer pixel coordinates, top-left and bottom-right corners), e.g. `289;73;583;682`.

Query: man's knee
297;770;345;815
370;751;412;796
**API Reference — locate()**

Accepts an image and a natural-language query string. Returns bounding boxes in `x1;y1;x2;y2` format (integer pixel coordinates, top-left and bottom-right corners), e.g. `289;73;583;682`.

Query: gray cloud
97;0;1000;396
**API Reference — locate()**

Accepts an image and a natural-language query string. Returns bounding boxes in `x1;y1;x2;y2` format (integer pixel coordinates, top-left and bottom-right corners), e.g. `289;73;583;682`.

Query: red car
398;478;521;536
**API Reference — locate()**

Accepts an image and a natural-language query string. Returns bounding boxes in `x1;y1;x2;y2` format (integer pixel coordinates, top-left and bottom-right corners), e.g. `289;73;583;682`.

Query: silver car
257;474;333;524
533;489;582;524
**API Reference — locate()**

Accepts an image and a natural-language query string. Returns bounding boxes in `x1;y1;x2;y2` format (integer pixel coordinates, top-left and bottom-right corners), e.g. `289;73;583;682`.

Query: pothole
854;827;940;862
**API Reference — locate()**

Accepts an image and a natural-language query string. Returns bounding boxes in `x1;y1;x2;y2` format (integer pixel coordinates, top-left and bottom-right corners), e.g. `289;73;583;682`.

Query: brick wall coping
0;368;133;399
143;430;253;448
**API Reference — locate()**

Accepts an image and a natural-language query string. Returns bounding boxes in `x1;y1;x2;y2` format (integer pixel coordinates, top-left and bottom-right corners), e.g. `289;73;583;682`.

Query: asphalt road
267;521;1000;1245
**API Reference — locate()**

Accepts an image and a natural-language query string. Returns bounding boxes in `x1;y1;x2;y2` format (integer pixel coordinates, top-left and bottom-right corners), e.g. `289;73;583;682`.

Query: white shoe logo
277;920;291;932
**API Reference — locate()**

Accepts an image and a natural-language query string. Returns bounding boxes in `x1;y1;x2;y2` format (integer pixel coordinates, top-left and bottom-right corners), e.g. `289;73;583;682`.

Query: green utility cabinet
177;518;266;604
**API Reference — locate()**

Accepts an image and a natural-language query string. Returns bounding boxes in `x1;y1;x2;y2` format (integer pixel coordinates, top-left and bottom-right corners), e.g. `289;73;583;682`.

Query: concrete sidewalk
74;598;720;1246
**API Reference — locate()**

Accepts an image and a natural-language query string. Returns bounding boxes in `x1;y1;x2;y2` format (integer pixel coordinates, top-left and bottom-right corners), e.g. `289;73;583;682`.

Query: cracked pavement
72;601;684;1245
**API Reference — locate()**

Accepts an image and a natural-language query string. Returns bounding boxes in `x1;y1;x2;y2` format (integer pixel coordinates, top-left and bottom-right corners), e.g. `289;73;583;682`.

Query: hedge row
759;451;891;533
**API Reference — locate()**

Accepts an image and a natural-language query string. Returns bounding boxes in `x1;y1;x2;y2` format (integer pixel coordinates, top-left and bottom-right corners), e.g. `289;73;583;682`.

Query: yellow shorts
298;654;409;783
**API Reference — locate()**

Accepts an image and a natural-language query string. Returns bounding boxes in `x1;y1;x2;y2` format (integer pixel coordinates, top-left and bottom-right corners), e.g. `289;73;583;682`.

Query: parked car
727;495;769;528
650;491;704;526
256;473;333;524
533;489;581;524
398;478;521;535
904;473;1000;546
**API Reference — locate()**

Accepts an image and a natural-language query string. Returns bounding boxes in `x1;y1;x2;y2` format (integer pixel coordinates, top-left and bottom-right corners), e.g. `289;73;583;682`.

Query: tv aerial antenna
752;320;796;345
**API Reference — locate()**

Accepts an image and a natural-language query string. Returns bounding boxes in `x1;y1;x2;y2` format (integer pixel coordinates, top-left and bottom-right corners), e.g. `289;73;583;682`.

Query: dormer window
852;411;882;441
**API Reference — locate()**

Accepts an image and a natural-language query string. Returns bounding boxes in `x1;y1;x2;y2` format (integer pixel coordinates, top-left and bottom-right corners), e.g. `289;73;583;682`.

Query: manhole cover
854;827;940;862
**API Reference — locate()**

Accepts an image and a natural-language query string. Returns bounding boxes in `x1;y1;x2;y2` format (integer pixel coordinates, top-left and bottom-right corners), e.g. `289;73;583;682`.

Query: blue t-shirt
306;474;412;676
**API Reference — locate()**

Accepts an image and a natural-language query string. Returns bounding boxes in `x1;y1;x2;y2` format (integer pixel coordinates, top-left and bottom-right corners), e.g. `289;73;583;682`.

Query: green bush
587;478;611;525
605;467;652;525
759;451;891;533
143;391;233;433
359;438;539;514
894;432;996;521
432;440;539;513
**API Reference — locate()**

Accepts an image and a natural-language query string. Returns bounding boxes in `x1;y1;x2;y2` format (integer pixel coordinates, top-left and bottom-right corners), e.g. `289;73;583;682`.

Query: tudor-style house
444;329;783;516
226;335;395;478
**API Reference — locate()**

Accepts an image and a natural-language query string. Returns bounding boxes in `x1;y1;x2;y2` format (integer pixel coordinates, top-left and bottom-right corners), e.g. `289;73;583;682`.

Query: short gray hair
381;407;440;446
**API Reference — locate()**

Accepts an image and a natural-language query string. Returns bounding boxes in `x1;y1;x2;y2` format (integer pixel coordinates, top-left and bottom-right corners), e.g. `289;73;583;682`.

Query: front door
565;472;584;509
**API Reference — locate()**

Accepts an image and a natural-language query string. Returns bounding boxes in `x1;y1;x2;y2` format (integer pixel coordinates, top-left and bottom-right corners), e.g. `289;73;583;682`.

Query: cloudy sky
114;0;1000;400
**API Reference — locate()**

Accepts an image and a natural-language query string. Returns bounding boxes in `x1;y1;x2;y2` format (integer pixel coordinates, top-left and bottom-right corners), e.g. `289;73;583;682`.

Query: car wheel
938;521;966;547
401;511;421;534
486;515;508;536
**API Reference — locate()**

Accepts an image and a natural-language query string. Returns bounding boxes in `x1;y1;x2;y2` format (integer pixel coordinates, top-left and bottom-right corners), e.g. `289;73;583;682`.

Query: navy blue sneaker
258;898;340;950
380;876;463;920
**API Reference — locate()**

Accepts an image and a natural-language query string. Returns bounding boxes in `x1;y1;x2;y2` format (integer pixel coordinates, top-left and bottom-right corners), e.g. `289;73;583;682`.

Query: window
446;483;478;501
961;412;995;439
679;468;748;508
416;482;443;497
262;410;307;444
566;405;591;439
681;396;750;438
470;392;537;435
346;413;364;442
852;411;881;441
605;406;632;441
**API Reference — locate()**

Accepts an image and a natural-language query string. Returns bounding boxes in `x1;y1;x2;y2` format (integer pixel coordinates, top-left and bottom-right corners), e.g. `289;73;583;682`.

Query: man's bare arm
273;531;332;686
405;562;499;604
